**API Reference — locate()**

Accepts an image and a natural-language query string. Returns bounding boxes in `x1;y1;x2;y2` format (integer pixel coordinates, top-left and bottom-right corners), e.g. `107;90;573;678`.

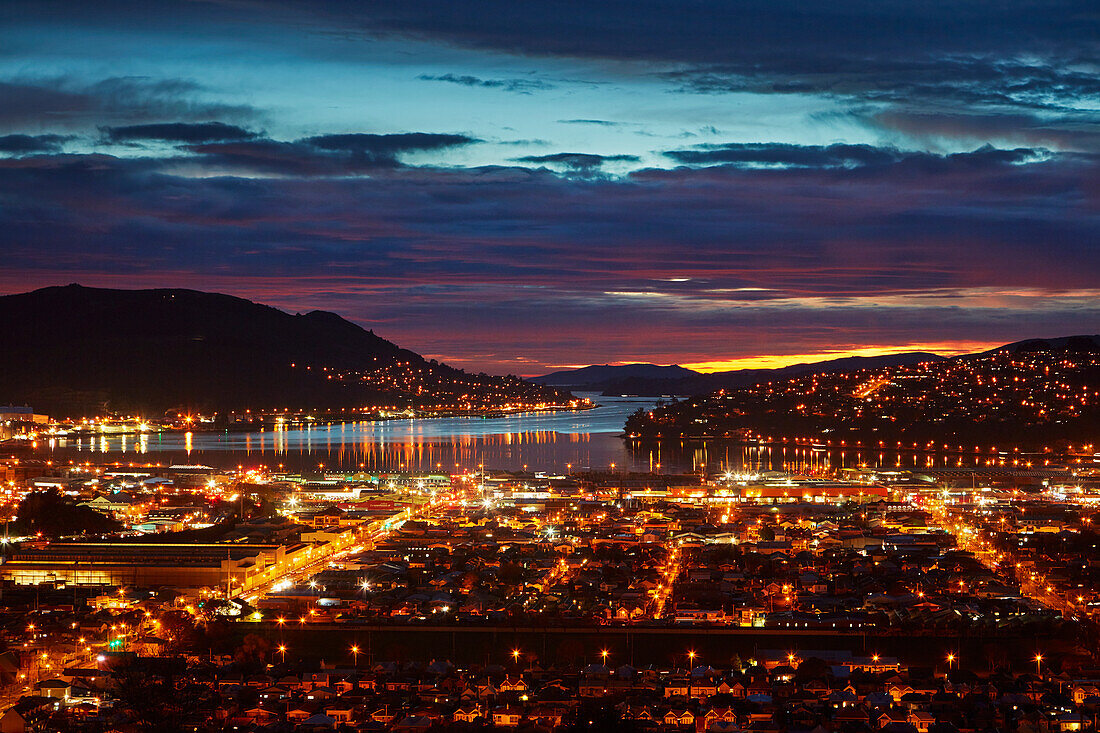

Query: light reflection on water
39;388;1018;476
43;395;661;472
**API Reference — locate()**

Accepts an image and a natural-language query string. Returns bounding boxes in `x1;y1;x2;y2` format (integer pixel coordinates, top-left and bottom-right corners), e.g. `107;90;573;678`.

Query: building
1;541;315;591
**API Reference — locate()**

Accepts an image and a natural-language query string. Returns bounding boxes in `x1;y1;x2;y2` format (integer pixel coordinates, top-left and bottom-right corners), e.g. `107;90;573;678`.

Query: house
530;703;567;727
258;685;289;702
909;711;935;732
1053;712;1087;732
691;680;719;700
703;707;738;726
718;680;746;698
665;678;690;698
878;710;910;729
299;713;337;731
492;705;523;727
36;678;71;699
1071;684;1100;705
306;685;337;701
664;708;695;727
500;676;528;693
393;715;435;731
324;703;355;723
287;704;318;723
452;705;482;722
242;706;280;725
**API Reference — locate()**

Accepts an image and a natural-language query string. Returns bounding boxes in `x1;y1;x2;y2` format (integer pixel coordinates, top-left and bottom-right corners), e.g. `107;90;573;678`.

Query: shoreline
3;401;602;443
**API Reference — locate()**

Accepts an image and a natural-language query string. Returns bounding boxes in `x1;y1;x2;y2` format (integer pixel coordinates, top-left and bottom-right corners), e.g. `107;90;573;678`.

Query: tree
234;633;271;673
795;656;830;681
11;488;121;537
112;658;192;733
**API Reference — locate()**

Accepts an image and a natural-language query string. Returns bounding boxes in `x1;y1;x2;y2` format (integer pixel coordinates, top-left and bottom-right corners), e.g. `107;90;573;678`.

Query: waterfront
27;388;1067;475
36;394;662;472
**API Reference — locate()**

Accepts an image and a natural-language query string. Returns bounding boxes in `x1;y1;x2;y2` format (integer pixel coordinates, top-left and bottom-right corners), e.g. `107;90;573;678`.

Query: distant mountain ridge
533;352;945;395
986;335;1100;355
532;363;698;387
0;284;569;416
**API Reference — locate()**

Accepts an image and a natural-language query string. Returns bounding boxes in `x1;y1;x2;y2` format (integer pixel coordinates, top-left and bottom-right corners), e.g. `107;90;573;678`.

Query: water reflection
39;392;1029;475
628;440;1040;476
43;395;661;472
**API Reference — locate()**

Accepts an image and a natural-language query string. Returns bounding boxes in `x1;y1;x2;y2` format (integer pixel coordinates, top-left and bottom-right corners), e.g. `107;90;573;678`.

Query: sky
0;1;1097;374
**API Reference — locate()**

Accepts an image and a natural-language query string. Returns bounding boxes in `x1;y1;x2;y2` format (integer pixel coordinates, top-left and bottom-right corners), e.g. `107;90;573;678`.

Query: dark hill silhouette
534;353;945;396
531;363;698;388
0;284;567;415
984;334;1100;355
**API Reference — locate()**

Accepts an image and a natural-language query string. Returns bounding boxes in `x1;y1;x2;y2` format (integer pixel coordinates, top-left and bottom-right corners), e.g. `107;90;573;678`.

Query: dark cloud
185;132;479;176
0;77;257;131
297;2;1100;150
303;132;477;154
417;73;555;93
0;141;1096;370
664;142;1040;170
320;1;1091;63
557;119;624;127
515;152;640;171
668;57;1100;111
0;133;72;154
102;121;259;144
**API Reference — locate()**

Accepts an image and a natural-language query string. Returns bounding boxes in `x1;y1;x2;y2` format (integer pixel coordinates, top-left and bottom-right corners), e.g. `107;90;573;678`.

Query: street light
600;649;610;664
511;649;521;664
1034;654;1043;676
946;653;956;670
350;645;359;668
687;650;697;666
278;645;287;663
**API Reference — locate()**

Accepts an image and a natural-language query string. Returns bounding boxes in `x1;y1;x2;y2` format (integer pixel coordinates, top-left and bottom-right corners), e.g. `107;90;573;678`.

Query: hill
531;363;699;388
986;335;1100;355
0;285;571;416
625;337;1100;448
534;353;944;395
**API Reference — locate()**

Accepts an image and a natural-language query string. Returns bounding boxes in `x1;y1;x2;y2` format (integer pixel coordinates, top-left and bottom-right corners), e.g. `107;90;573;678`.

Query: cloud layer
0;1;1096;372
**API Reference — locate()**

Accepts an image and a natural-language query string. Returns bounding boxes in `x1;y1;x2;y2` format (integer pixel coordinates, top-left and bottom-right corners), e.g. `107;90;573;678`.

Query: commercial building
0;541;316;591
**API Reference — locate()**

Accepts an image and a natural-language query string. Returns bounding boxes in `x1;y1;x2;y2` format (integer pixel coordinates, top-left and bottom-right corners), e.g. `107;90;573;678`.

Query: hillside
531;363;699;388
0;285;571;416
625;338;1100;448
535;352;944;395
